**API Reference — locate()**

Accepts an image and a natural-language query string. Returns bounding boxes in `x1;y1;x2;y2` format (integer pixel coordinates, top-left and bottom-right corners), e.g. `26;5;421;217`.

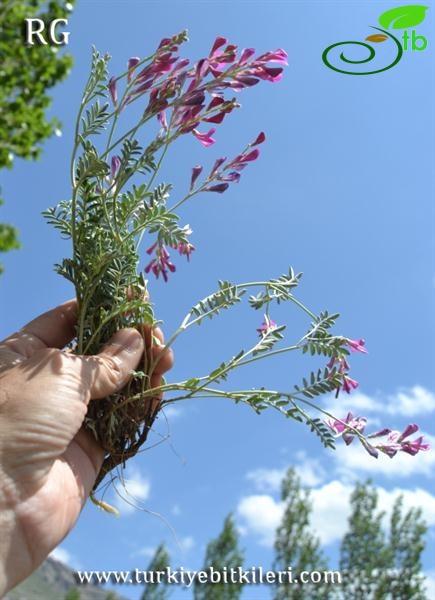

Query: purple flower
257;316;278;337
251;131;266;146
209;36;228;58
255;49;288;65
144;243;176;282
401;436;430;456
342;375;359;394
226;148;260;171
253;65;284;82
326;412;367;445
108;76;118;106
239;48;256;65
158;110;168;130
127;57;140;82
204;183;229;193
347;338;368;354
111;155;121;179
190;165;203;190
218;171;241;183
209;157;227;178
192;128;216;147
175;241;195;261
372;424;430;458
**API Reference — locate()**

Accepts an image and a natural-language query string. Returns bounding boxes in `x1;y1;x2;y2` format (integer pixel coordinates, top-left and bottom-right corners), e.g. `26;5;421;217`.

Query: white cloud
237;479;435;548
294;451;327;487
179;536;195;552
112;469;151;515
333;433;435;479
236;495;284;546
377;487;435;528
133;546;157;559
325;390;379;418
309;481;353;545
161;404;184;420
246;468;286;493
388;386;435;417
246;454;325;495
49;547;72;565
326;386;435;419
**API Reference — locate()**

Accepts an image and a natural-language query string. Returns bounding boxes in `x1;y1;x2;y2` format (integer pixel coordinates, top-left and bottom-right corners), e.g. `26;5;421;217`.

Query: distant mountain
4;557;128;600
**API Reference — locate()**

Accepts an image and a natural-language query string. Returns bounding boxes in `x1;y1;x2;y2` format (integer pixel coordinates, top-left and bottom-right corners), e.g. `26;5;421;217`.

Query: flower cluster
107;34;286;284
109;33;287;148
326;415;430;458
144;131;265;281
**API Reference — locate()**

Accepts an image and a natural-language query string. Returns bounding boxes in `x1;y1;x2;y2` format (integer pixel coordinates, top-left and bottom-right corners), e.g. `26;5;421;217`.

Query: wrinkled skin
0;300;173;595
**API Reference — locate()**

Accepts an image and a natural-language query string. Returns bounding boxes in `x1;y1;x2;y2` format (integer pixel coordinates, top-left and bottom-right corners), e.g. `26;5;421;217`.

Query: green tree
272;468;330;600
340;480;428;600
377;495;427;599
0;199;20;274
194;514;244;600
340;480;390;599
0;0;74;269
140;543;171;600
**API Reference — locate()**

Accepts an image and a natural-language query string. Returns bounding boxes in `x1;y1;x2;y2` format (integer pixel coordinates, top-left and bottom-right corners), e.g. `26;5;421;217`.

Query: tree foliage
273;468;330;600
0;0;74;269
340;480;428;600
194;514;245;600
140;544;171;600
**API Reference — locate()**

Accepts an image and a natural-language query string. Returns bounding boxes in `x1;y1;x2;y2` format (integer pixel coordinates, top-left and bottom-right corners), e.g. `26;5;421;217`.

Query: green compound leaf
378;5;428;30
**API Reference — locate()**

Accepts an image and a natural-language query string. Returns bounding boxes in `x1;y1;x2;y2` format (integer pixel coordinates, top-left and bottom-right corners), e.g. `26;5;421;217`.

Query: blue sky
1;1;435;598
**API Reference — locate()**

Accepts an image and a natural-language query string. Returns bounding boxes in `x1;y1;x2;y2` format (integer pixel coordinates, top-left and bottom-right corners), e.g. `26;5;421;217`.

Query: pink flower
372;424;430;457
252;65;284;83
192;128;216;147
239;48;256;65
127;57;140;82
226;148;260;171
255;49;288;65
326;412;367;445
209;157;227;178
401;436;430;456
144;243;176;282
251;131;266;146
210;36;228;58
158;110;168;130
347;338;368;354
190;165;203;190
342;375;359;394
256;316;278;337
111;155;121;178
204;183;229;193
174;241;195;261
108;76;118;106
218;171;240;183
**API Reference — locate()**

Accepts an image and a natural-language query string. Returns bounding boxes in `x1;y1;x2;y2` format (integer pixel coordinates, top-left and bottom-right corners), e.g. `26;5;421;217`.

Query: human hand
0;299;173;595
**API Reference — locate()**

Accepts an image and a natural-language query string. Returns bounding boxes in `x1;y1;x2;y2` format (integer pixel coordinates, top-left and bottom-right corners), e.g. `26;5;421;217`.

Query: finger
81;328;145;399
150;342;174;375
0;299;77;358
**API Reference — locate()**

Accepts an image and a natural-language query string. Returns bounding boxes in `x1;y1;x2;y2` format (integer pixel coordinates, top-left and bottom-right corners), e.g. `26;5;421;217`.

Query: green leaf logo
378;5;428;30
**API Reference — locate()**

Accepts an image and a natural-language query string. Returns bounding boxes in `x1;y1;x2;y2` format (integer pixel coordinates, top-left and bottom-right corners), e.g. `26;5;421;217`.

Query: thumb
83;328;144;399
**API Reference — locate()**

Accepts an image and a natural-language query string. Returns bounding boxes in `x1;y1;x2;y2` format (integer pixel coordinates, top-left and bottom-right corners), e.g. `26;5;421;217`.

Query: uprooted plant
44;32;429;509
